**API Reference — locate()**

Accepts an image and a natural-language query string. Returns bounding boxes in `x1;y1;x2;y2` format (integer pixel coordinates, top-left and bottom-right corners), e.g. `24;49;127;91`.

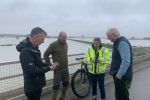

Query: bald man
106;28;133;100
44;31;68;100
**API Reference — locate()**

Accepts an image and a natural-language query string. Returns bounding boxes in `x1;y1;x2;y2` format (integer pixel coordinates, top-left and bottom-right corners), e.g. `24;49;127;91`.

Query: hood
92;44;102;50
16;37;30;52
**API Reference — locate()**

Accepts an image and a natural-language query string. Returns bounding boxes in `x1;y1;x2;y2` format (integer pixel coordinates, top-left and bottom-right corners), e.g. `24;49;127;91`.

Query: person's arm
83;48;93;64
43;44;54;64
20;49;50;77
42;62;52;67
98;48;110;64
117;41;130;78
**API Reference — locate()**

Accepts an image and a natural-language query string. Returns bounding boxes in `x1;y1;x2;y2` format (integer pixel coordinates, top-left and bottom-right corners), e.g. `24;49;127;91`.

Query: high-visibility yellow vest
83;46;110;74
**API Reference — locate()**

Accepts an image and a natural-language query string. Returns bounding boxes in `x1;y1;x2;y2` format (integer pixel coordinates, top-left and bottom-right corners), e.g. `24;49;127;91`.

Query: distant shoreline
1;36;150;40
0;44;17;46
68;39;113;49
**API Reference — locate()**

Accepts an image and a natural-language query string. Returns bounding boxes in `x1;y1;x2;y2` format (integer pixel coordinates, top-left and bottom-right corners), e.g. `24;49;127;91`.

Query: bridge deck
79;66;150;100
40;65;150;100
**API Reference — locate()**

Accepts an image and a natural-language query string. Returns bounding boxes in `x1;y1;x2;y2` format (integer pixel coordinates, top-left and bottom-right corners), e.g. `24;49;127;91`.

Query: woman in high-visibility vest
83;37;110;100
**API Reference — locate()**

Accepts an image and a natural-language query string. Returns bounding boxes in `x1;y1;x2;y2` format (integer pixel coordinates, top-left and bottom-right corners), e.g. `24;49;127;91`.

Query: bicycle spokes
71;70;91;98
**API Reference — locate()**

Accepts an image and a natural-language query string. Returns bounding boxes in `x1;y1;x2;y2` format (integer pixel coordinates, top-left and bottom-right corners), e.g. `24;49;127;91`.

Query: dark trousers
25;89;42;100
89;72;105;99
113;75;132;100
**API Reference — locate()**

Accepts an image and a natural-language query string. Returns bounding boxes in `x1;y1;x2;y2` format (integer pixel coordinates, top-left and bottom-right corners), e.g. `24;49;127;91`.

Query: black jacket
16;37;51;93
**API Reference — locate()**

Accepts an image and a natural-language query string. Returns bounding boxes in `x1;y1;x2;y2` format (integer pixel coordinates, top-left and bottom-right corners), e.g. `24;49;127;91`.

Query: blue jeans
89;72;105;99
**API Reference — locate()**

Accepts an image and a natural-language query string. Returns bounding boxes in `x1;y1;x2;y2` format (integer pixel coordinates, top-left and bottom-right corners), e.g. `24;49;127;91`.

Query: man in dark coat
16;27;56;100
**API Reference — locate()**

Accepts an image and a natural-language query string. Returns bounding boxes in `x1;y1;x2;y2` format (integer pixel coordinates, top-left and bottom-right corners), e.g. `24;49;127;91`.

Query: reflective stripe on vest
103;58;110;64
96;69;106;72
86;59;88;64
102;48;105;57
88;48;90;56
87;66;93;71
87;66;106;72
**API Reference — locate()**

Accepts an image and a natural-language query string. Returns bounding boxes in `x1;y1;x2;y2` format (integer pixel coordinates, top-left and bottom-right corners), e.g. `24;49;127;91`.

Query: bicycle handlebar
75;57;84;61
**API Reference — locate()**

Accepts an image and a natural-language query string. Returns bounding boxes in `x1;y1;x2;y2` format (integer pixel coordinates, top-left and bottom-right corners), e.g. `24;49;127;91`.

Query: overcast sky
0;0;150;38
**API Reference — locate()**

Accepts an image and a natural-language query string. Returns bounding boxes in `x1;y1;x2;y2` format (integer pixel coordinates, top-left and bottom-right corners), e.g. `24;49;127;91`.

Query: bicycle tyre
71;69;91;98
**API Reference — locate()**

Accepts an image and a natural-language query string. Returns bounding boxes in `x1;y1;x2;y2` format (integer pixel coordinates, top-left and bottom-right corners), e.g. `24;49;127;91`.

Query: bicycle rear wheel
71;69;91;98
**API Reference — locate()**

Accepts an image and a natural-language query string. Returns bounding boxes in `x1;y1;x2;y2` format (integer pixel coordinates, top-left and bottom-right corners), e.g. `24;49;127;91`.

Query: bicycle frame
71;57;91;98
75;57;89;85
80;63;88;84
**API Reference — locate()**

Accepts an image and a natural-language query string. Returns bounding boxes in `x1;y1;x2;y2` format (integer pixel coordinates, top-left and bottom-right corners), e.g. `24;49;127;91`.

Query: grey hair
30;27;47;38
106;28;120;36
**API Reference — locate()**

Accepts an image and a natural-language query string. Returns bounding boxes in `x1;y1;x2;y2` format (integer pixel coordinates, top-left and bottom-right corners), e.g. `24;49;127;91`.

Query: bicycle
71;57;91;98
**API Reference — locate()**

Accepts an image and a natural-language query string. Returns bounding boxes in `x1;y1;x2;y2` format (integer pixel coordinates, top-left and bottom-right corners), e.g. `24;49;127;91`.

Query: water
0;37;92;63
0;37;150;63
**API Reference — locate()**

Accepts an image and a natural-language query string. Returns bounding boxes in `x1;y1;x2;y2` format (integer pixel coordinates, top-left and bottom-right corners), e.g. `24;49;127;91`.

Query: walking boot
60;86;68;100
52;89;58;100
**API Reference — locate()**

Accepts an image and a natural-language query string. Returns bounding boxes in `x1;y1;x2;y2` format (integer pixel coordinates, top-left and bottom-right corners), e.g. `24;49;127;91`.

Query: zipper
63;45;66;65
64;45;67;66
95;49;97;74
36;67;38;81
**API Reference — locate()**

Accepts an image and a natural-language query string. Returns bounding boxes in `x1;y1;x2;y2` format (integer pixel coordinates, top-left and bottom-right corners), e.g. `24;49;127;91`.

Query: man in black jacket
16;27;56;100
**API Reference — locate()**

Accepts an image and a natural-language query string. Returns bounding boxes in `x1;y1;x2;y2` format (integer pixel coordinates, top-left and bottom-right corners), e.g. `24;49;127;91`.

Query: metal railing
0;47;150;100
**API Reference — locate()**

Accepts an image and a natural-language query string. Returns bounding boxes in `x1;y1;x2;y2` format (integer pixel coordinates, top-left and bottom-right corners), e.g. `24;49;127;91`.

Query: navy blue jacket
109;36;133;78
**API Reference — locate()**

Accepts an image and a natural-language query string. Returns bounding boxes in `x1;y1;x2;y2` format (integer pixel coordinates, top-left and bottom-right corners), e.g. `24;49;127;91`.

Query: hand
116;75;121;79
91;58;95;62
95;59;101;62
49;66;56;71
99;59;101;62
49;62;58;71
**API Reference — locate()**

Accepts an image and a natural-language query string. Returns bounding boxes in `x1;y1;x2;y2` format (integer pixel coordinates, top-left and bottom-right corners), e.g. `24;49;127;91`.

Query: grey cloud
7;0;30;12
0;0;150;38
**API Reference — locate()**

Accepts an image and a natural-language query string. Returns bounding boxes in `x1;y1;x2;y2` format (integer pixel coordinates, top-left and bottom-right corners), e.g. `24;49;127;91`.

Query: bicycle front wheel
71;69;91;98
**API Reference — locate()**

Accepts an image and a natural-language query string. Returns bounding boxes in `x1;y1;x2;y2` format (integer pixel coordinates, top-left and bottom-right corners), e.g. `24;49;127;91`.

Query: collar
27;38;39;50
117;35;121;39
92;44;102;50
115;35;122;42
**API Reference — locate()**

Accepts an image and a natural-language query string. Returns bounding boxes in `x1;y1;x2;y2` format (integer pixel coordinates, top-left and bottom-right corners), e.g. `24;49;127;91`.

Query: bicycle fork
80;64;86;85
